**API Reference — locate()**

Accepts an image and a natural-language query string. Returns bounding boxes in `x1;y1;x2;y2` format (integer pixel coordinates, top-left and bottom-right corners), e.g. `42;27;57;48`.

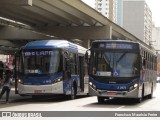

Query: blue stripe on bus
23;72;63;85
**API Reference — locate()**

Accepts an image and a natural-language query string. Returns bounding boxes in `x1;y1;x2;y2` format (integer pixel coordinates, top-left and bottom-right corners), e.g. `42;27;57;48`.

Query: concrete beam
0;26;52;40
39;26;112;40
0;40;26;48
0;0;32;6
0;40;25;55
62;0;148;46
0;47;18;55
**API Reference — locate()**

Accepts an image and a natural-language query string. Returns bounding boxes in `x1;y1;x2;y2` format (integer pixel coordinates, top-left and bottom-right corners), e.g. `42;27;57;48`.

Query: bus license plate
34;90;42;93
107;91;117;95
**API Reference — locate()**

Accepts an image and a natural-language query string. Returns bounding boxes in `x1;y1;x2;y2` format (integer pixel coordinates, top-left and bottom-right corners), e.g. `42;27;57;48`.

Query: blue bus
14;40;88;99
86;40;157;103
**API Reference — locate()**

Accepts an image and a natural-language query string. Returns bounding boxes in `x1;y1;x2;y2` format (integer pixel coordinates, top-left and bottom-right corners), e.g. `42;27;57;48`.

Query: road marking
116;106;125;109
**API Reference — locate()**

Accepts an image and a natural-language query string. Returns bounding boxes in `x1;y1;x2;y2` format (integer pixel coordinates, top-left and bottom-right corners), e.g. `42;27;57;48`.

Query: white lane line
116;106;125;109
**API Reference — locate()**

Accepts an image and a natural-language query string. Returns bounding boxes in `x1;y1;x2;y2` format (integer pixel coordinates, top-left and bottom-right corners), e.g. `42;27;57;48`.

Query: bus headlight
129;83;138;92
54;77;62;83
18;79;23;84
133;83;138;88
89;82;93;86
89;82;96;90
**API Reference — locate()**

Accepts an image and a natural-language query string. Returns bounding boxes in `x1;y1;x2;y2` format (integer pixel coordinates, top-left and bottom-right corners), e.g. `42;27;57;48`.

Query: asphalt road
0;83;160;120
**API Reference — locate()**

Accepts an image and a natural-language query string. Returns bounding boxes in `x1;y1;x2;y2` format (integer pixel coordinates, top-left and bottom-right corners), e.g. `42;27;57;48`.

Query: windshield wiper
103;53;113;70
116;51;128;63
103;53;111;64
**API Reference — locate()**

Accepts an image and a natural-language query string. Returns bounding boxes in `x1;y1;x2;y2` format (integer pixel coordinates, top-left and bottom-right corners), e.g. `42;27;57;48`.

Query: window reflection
23;50;61;75
90;51;139;77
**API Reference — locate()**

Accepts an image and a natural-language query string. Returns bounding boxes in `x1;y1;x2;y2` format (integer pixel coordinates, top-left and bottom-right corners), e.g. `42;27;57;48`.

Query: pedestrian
0;61;4;86
0;70;12;104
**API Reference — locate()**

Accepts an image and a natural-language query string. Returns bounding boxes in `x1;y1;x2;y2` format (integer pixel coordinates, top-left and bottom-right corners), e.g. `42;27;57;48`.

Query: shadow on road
0;90;89;109
83;96;156;109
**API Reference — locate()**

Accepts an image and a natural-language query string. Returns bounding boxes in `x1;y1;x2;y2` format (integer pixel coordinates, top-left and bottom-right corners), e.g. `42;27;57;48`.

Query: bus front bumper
18;81;64;95
89;86;139;98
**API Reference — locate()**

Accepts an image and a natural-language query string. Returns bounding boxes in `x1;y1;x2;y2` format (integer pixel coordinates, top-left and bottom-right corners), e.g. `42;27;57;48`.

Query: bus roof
21;40;87;54
92;40;156;55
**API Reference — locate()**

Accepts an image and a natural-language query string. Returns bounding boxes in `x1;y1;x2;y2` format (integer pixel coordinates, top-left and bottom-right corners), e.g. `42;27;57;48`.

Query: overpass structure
0;0;150;54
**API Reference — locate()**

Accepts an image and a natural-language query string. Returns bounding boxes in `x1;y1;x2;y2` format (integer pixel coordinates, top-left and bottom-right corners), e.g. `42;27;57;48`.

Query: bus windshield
23;50;61;75
90;50;139;77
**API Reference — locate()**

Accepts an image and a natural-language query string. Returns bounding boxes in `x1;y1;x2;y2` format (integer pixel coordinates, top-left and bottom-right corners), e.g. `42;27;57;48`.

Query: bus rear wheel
148;84;153;99
136;85;144;103
136;97;142;103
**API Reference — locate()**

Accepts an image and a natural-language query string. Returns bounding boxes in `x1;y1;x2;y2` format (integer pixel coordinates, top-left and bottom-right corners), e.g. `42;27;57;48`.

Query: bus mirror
143;59;146;66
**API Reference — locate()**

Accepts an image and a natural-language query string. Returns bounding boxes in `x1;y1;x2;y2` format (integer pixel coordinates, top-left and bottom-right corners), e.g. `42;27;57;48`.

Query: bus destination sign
92;42;138;49
23;51;54;56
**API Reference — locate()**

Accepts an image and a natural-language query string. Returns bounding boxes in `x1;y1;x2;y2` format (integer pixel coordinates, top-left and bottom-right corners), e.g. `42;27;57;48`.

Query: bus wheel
136;86;144;103
136;97;142;103
70;86;76;100
148;84;153;99
97;96;104;103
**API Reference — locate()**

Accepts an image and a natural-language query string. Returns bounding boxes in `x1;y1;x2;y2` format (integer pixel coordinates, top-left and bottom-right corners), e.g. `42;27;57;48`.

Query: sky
82;0;160;27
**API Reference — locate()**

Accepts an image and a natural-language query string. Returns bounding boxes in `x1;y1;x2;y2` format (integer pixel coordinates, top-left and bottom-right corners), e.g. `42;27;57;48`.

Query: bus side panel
140;69;157;97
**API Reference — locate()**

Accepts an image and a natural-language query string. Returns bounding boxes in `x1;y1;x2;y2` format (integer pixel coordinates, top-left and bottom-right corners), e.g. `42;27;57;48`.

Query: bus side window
143;58;146;67
64;58;71;79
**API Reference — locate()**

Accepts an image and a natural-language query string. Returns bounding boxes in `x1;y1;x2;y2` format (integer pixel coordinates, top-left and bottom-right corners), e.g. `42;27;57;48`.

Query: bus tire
136;85;144;103
136;97;142;103
97;96;104;103
148;84;153;99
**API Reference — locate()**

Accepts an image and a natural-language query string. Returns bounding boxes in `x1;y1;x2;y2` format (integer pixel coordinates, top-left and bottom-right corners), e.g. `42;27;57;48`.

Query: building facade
123;0;152;44
95;0;117;23
152;23;160;74
152;23;160;51
116;0;123;27
87;0;152;45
